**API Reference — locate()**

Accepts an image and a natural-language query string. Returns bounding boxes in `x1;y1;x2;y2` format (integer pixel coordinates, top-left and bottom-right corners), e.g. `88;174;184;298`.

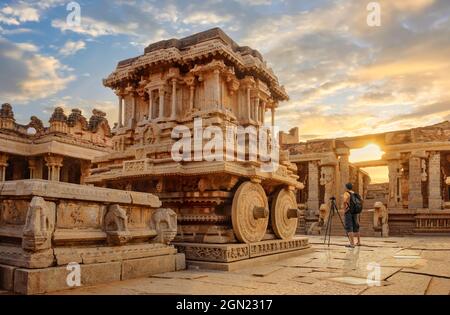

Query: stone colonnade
114;64;278;130
0;152;91;184
385;150;446;210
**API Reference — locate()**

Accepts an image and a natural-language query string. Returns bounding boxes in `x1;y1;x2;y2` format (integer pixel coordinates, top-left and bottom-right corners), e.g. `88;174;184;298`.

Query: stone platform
0;180;185;294
0;249;185;294
174;237;311;271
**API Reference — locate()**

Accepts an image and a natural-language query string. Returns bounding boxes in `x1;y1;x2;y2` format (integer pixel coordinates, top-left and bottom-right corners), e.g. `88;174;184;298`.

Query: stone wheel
271;187;298;239
231;181;269;243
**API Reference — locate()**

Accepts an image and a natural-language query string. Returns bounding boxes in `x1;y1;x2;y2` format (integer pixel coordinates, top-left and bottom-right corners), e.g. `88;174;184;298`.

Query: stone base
174;237;311;271
0;245;184;294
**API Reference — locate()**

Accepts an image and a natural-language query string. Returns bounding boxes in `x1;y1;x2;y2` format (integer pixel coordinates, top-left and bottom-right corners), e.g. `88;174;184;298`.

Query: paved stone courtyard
37;236;450;295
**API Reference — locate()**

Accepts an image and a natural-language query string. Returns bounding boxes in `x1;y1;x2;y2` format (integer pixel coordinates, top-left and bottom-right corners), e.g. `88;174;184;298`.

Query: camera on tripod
323;195;348;246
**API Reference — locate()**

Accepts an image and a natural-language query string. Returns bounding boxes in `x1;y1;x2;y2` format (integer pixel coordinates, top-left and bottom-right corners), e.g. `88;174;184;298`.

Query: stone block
175;253;186;271
0;246;54;268
121;254;176;280
174;242;249;263
249;237;310;258
14;261;121;294
0;264;16;291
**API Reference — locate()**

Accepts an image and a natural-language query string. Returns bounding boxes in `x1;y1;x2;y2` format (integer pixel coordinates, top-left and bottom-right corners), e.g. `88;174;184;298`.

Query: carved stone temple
0;104;111;183
85;27;310;269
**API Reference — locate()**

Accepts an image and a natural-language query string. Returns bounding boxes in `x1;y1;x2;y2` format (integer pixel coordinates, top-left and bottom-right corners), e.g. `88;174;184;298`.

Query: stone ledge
0;179;161;207
186;247;313;271
175;237;310;264
3;251;182;294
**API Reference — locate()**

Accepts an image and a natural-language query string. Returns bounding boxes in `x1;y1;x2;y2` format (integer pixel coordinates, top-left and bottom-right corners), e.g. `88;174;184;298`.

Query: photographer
342;183;362;248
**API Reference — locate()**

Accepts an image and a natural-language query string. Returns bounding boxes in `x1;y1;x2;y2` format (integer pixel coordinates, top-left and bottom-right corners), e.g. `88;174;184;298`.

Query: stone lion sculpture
22;197;56;251
307;203;329;235
103;204;131;245
373;201;389;237
151;208;177;244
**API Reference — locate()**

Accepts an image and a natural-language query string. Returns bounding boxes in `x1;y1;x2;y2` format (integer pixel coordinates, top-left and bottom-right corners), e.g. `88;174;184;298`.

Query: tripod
323;197;349;247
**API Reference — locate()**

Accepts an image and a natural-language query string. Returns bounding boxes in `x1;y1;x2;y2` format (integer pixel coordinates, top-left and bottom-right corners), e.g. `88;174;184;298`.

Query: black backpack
348;191;363;214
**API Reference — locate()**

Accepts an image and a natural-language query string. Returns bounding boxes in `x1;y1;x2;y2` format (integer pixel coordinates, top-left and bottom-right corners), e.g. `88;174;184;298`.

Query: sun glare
349;144;384;163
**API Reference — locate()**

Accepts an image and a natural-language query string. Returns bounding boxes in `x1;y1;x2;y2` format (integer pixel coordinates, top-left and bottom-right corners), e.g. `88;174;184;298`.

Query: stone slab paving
49;236;450;295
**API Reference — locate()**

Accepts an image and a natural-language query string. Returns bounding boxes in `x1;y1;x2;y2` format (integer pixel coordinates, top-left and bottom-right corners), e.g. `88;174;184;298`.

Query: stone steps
325;209;381;237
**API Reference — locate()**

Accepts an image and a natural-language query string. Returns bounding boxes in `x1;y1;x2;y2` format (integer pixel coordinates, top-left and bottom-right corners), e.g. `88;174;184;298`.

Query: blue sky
1;0;450;142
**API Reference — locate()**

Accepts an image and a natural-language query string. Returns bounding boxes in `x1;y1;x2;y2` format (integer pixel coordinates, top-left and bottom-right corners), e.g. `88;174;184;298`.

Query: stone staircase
325;209;381;237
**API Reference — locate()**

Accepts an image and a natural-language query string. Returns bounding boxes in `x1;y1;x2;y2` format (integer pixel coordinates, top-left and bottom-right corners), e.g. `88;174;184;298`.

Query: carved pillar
261;101;266;124
189;85;195;112
213;69;221;109
338;152;350;198
358;171;364;196
307;161;320;215
255;98;260;123
428;151;442;210
117;94;123;127
170;79;177;120
0;153;8;181
45;154;63;181
408;153;424;209
246;88;251;119
387;159;401;208
184;75;195;113
158;88;165;119
130;93;136;126
147;89;153;120
320;165;336;206
28;157;38;179
80;160;91;184
271;107;275;127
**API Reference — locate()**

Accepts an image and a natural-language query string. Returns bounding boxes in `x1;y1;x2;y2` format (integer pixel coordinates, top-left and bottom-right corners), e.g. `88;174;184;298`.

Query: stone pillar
0;153;8;181
358;171;364;196
213;69;221;109
28;158;38;179
271;107;275;127
147;90;153;120
45;154;63;182
307;161;319;215
246;88;251;119
131;93;136;123
337;148;350;197
387;158;400;208
255;98;260;123
428;151;442;210
118;95;123;127
158;88;165;119
80;160;91;185
170;79;177;120
261;101;266;124
189;85;195;112
320;165;336;206
408;153;424;209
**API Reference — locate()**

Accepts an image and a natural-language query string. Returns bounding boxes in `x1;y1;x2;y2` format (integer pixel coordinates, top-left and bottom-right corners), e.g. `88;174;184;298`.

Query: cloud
0;3;39;25
51;17;136;37
59;40;86;56
182;12;233;25
0;37;75;103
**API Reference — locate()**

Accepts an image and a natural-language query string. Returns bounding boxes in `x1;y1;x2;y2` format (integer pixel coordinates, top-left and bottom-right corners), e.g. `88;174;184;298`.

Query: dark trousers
344;211;360;233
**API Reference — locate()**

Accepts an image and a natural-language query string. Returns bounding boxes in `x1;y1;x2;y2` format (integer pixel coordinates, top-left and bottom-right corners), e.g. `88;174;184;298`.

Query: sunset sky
1;0;449;181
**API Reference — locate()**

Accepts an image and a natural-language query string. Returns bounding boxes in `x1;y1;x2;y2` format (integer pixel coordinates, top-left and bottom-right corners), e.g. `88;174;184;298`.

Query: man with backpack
342;182;363;248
